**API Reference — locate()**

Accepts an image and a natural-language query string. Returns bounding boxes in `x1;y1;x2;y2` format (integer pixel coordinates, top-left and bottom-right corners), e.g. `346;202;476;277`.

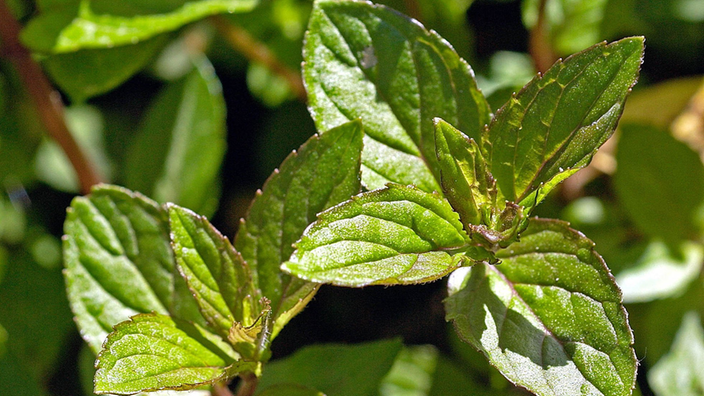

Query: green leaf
379;345;437;396
168;204;263;348
63;184;203;353
21;0;258;53
487;37;644;210
235;120;363;337
42;36;168;102
283;183;469;287
648;311;704;396
258;384;325;396
303;0;491;191
616;240;704;303
445;218;636;396
614;124;704;243
257;339;403;396
94;313;246;395
124;58;227;217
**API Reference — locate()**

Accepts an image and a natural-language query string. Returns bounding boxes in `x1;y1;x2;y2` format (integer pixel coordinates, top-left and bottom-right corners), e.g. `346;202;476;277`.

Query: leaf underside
445;219;636;396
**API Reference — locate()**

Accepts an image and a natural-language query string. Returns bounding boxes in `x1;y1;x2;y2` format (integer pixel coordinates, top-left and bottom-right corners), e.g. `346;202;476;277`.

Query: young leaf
283;183;470;287
257;339;403;396
445;219;636;396
124;58;227;217
648;311;704;395
303;0;491;191
63;184;203;353
168;204;263;348
21;0;259;53
235;119;364;337
94;313;249;395
486;37;644;210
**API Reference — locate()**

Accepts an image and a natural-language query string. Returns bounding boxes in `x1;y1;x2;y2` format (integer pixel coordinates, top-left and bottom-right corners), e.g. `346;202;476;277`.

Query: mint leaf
487;37;644;210
257;339;403;396
648;311;704;395
22;0;259;53
445;219;636;396
235;120;363;337
283;184;469;286
125;58;227;217
303;0;491;191
614;124;704;243
63;184;203;353
168;204;263;348
94;313;247;395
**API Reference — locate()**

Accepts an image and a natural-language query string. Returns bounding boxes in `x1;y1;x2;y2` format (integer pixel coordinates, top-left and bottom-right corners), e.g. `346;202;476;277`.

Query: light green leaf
379;345;437;396
168;203;263;349
124;58;226;217
235;120;363;337
94;313;246;395
303;0;491;191
21;0;258;53
63;184;203;353
283;183;469;287
616;240;704;303
445;218;636;396
614;124;704;243
648;312;704;396
487;37;643;210
257;339;403;396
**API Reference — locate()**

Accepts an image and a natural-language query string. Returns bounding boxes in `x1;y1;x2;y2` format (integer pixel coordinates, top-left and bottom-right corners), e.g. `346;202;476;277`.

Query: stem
235;372;259;396
212;383;235;396
0;0;103;193
210;16;307;102
528;0;557;74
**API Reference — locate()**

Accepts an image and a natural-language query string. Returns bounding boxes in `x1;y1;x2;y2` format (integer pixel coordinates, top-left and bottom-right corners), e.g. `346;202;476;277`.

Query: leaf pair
63;120;365;394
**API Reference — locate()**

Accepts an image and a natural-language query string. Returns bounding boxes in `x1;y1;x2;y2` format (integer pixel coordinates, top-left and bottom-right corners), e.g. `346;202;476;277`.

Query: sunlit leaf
283;184;469;287
445;219;636;396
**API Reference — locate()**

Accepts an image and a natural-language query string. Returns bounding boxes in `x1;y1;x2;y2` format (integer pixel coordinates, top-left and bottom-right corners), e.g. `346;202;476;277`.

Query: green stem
0;0;103;193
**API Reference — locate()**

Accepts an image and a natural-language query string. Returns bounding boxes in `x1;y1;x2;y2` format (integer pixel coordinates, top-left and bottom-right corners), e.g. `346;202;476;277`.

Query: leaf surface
303;0;491;191
283;183;469;287
94;313;245;395
235;120;363;336
487;37;643;209
445;218;636;396
63;184;203;353
124;58;227;217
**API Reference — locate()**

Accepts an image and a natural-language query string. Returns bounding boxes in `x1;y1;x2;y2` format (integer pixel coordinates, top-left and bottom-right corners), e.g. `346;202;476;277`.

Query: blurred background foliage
1;0;704;395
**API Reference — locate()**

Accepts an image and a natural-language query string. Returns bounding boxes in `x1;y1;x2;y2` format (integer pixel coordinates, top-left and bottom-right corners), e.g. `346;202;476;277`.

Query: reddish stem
529;0;558;74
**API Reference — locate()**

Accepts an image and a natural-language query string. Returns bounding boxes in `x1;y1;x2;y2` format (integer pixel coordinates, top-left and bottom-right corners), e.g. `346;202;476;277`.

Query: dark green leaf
63;184;203;353
303;0;491;191
257;339;403;396
168;204;263;348
648;312;704;396
124;58;227;216
616;240;704;303
94;313;245;395
283;183;469;287
614;124;704;243
487;37;643;210
445;219;636;396
42;36;168;102
21;0;259;53
235;120;363;336
258;384;325;396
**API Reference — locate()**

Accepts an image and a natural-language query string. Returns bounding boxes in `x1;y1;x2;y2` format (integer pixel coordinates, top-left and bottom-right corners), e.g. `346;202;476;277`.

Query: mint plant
60;0;644;395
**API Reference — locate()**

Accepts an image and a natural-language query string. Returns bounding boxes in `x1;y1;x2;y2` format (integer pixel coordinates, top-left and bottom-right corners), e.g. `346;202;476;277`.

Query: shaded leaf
168;203;263;352
487;37;643;210
63;184;203;353
614;123;704;243
258;384;324;396
303;0;491;191
648;311;704;396
235;120;363;336
445;218;636;396
124;58;227;217
22;0;258;53
257;339;403;396
94;313;246;395
283;183;469;287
